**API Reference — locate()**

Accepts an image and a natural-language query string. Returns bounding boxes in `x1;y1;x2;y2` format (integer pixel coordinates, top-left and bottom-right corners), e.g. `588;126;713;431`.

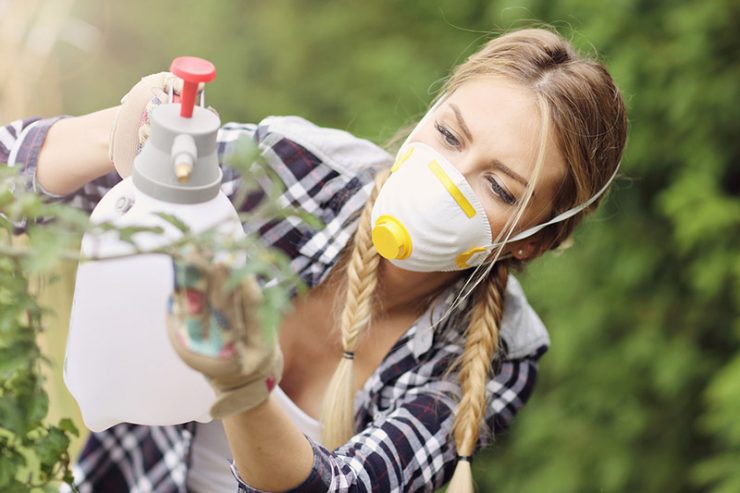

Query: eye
486;176;516;205
434;121;461;149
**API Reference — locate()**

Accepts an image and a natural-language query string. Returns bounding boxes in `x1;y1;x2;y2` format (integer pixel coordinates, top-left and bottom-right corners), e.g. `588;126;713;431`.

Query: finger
120;72;171;104
164;74;205;97
137;123;150;148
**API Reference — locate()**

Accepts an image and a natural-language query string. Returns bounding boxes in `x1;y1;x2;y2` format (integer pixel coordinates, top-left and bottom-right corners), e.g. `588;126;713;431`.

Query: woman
4;28;626;492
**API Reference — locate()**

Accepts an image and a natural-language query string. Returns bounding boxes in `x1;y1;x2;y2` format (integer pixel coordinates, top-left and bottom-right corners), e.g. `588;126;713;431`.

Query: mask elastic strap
488;162;621;249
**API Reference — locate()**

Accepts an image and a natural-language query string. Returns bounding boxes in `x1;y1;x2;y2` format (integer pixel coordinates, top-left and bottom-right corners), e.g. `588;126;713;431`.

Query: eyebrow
494;159;531;192
449;103;474;142
448;103;532;192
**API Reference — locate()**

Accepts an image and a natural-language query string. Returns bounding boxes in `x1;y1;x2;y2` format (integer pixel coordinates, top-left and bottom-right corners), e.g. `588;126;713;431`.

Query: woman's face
410;77;567;257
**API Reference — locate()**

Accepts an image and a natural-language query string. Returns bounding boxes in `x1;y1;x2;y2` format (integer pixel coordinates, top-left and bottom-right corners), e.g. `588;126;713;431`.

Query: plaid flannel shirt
2;115;550;493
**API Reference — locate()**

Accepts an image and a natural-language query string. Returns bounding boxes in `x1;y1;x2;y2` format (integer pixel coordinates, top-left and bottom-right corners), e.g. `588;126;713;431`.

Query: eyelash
486;176;516;205
434;121;461;149
434;120;516;205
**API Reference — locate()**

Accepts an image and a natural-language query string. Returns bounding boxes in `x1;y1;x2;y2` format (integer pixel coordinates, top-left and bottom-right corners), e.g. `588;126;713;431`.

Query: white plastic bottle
65;57;241;431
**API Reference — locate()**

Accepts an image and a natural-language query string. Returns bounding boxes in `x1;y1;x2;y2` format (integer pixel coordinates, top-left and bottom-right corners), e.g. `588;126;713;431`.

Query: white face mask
370;96;619;273
371;142;494;272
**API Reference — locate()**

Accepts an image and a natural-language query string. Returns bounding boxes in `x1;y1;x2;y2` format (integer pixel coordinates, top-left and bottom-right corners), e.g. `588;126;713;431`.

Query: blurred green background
1;0;738;491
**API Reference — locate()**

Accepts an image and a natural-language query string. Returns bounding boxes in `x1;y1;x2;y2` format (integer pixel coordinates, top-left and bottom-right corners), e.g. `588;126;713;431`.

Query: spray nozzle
170;56;216;118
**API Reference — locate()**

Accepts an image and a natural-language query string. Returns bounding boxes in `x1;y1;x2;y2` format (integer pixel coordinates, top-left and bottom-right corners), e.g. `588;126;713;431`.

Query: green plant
0;136;316;491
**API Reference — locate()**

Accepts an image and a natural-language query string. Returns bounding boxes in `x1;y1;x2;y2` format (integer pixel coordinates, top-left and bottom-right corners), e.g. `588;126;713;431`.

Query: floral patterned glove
165;251;282;419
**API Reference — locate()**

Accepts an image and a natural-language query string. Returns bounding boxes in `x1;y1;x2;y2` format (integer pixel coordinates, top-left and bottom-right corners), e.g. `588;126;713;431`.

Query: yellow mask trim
427;160;476;218
390;146;414;173
455;246;487;269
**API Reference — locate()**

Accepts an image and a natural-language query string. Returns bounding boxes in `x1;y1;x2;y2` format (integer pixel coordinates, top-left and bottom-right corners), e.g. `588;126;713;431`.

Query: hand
165;250;283;419
108;72;180;178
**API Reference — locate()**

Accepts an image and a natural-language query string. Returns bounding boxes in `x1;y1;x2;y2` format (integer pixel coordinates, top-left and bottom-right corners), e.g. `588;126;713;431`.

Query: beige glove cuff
209;350;284;419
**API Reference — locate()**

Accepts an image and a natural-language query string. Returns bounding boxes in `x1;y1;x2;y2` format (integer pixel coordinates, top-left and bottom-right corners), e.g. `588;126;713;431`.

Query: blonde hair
319;168;389;448
319;27;627;492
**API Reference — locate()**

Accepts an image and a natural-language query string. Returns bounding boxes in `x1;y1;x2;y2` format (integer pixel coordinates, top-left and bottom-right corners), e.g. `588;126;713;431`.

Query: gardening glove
109;72;215;178
165;250;283;419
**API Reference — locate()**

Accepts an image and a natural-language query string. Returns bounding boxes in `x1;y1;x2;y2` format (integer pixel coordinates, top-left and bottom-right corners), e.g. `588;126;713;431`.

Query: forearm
223;396;315;491
35;106;118;195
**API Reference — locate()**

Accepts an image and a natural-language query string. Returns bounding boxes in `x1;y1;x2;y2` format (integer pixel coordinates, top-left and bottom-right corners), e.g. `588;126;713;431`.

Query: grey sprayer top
132;103;222;204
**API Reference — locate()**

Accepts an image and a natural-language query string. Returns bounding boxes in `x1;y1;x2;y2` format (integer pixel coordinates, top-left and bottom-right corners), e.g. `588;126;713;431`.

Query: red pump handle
170;56;216;118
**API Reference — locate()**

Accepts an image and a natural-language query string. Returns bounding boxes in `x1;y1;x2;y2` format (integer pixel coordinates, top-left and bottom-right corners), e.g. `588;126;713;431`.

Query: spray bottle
65;57;243;431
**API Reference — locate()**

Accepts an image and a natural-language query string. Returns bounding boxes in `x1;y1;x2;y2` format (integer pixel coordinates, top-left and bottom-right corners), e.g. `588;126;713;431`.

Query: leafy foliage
0;138;312;490
0;174;79;490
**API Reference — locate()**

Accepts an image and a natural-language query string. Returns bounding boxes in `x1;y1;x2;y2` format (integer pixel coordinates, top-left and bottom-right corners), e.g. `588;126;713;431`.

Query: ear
510;238;547;261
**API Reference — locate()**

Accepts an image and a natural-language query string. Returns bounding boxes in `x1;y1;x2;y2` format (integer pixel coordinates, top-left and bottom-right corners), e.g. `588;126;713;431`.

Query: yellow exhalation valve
372;215;413;260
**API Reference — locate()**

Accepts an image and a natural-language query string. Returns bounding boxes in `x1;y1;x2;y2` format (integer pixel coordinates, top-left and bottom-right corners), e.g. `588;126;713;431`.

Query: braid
320;169;390;450
447;260;510;493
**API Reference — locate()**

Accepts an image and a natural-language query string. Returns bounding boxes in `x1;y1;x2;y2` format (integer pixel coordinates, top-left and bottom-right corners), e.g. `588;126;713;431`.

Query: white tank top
186;386;323;493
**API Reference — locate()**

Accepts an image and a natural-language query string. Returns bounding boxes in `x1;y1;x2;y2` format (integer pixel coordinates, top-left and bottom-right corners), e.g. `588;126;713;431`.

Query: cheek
482;195;552;238
474;183;548;238
472;183;514;236
483;206;515;238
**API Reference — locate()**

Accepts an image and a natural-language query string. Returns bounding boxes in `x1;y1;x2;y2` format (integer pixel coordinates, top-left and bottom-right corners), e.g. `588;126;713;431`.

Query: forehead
442;77;566;192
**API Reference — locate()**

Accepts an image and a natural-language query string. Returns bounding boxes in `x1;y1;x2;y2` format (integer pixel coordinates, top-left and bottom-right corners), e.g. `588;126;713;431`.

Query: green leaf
35;427;70;474
22;227;75;274
115;225;165;246
56;418;79;438
0;343;34;377
257;285;291;343
152;212;191;234
0;478;27;493
0;437;27;487
0;396;26;437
